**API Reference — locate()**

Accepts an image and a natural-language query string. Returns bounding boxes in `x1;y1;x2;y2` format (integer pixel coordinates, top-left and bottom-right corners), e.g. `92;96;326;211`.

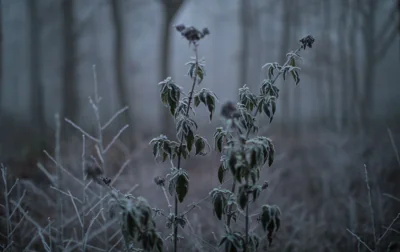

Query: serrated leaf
194;95;200;107
291;70;300;85
219;237;227;247
213;193;224;220
194;137;206;155
268;142;275;167
176;173;189;202
217;136;223;153
168;178;175;196
186;130;194;152
238;189;248;210
206;94;215;121
271;99;276;115
263;102;271;118
152;143;159;158
162;152;168;162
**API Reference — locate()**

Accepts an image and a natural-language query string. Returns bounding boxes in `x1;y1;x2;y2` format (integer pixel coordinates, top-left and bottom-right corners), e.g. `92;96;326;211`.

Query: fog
1;0;400;251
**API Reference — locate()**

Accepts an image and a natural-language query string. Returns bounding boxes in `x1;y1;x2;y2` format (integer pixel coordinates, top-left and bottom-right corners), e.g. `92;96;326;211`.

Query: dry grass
1;125;400;251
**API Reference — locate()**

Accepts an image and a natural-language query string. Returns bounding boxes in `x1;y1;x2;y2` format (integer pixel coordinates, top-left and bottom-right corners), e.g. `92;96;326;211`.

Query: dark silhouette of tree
338;0;351;131
238;0;250;91
62;0;78;134
0;0;2;108
28;0;46;150
291;0;302;137
278;0;292;135
356;0;398;134
322;0;336;130
109;0;135;149
158;0;185;137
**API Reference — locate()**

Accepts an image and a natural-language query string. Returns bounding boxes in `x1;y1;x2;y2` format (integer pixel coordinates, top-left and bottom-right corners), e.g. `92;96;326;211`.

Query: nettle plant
149;24;315;251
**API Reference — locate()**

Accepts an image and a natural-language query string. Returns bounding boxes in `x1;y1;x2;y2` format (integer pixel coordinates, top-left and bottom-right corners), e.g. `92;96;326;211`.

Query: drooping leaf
213;193;224;220
186;129;195;152
176;171;189;202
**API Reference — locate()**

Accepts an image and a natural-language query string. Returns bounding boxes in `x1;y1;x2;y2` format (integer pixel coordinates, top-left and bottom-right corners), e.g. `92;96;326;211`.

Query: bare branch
101;106;129;131
65;118;99;143
103;124;129;154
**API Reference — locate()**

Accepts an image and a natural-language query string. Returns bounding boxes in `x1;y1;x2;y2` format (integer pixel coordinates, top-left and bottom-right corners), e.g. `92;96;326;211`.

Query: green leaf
213;193;224;220
238;187;248;210
152;143;159;158
194;136;209;156
176;172;189;202
206;94;215;121
268;141;275;167
218;237;227;247
217;136;223;153
186;130;195;152
260;205;271;231
194;95;200;107
291;70;300;85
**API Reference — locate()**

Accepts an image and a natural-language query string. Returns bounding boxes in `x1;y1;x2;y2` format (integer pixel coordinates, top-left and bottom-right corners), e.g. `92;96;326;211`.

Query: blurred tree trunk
348;0;361;133
338;0;350;132
159;0;184;138
110;0;135;149
398;0;400;61
357;0;398;134
238;0;250;91
359;0;377;135
248;1;262;91
28;0;46;150
279;0;292;135
291;0;301;137
0;0;2;109
62;0;78;134
323;0;336;131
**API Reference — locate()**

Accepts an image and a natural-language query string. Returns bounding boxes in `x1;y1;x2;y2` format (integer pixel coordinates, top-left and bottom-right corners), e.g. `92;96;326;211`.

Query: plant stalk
173;42;200;252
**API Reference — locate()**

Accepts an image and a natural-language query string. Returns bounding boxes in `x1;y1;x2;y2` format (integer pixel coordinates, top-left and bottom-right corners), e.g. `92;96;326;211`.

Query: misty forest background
1;0;400;251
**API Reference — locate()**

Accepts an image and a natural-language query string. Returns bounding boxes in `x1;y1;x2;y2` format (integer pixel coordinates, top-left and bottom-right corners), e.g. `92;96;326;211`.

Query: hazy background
1;0;400;251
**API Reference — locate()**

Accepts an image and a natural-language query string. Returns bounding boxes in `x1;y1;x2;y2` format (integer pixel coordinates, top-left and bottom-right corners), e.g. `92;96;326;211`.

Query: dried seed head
175;24;186;32
175;24;210;44
299;35;315;50
262;181;269;190
102;177;111;186
154;176;166;187
221;101;240;119
84;162;103;184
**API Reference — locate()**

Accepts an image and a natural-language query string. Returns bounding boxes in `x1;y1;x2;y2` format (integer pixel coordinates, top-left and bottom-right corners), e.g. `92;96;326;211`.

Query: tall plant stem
173;42;199;252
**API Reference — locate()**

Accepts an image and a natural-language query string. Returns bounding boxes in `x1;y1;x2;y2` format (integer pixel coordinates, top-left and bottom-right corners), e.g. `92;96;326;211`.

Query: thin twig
387;128;400;169
68;190;83;227
101;106;129;131
364;164;377;245
103;124;129;154
64;118;99;143
346;228;374;252
376;212;400;245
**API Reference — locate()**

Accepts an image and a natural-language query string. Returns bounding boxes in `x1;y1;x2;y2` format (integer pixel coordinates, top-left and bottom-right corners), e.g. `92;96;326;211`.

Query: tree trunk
238;0;250;91
62;0;78;133
338;0;350;132
28;0;46;150
110;0;135;148
349;0;361;133
279;0;292;135
323;0;336;131
291;0;301;137
0;0;2;109
159;1;183;137
360;0;377;135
